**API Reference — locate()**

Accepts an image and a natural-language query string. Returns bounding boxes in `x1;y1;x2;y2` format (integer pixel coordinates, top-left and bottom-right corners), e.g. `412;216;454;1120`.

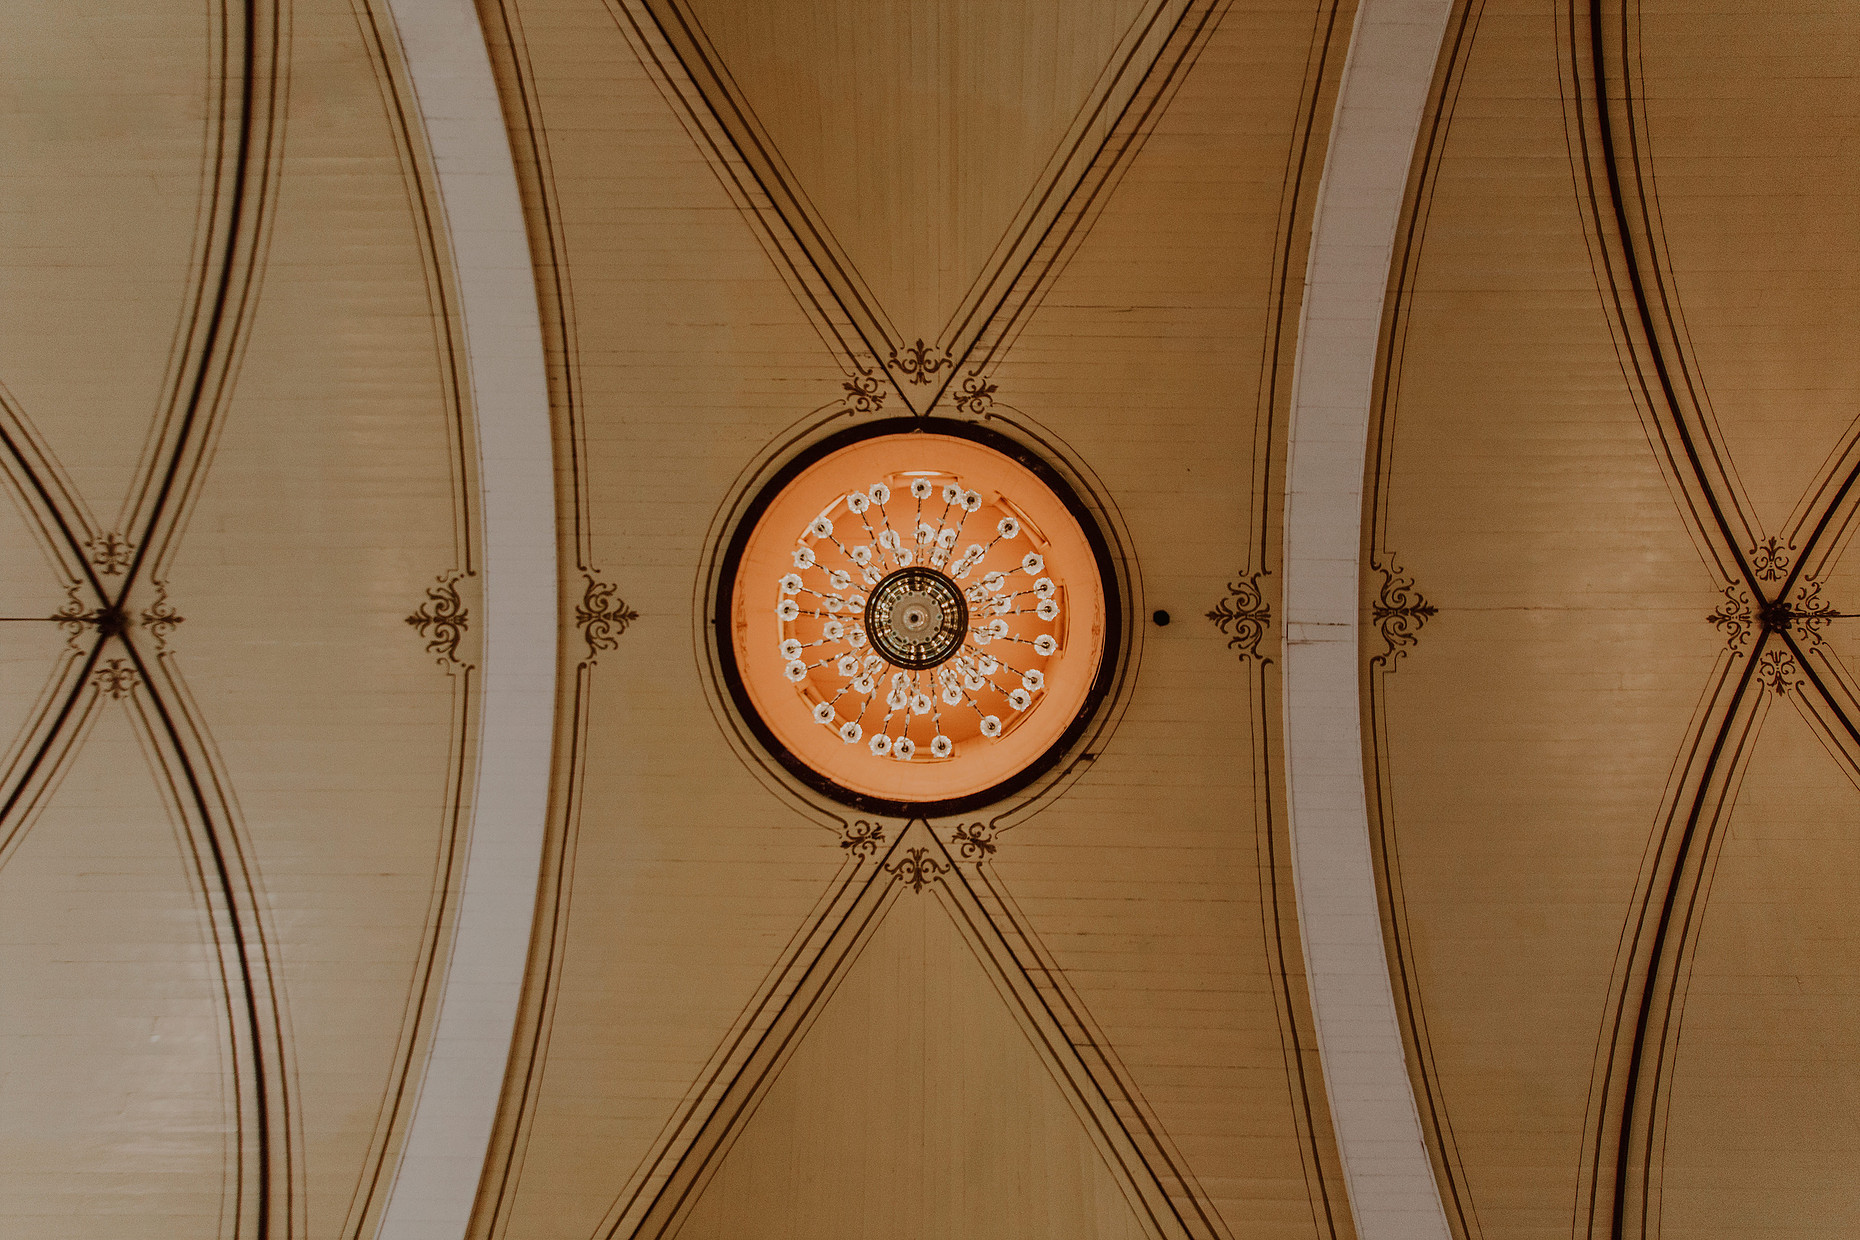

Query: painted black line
1606;643;1760;1240
122;632;277;1236
1587;0;1758;598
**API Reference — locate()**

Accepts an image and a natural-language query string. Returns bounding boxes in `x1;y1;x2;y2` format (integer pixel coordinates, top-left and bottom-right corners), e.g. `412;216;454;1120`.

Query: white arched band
1281;1;1455;1237
376;2;557;1237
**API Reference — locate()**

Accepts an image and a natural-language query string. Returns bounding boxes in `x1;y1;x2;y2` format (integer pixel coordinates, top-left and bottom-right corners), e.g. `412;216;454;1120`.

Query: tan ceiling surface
1656;703;1860;1238
1;2;477;1236
5;1;1855;1238
1638;0;1860;532
676;892;1152;1240
1366;2;1860;1238
980;9;1350;1228
472;0;1357;1237
473;3;877;1235
1;0;210;510
683;0;1152;341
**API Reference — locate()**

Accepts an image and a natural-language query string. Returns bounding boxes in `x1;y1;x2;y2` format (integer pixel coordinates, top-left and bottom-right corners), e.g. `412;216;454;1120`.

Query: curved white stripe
376;2;556;1237
1281;1;1454;1237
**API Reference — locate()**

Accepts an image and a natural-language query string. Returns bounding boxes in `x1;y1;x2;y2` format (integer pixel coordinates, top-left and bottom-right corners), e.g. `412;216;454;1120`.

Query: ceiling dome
722;427;1109;810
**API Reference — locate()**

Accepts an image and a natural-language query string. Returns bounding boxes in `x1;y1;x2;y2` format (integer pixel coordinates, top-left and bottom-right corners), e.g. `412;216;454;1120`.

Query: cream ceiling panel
979;8;1353;1237
0;0;213;520
677;892;1151;1240
0;495;75;778
1367;3;1860;1238
1280;0;1458;1233
1657;703;1860;1240
0;625;75;802
0;707;234;1239
0;485;70;617
1368;0;1728;1231
682;0;1152;343
470;3;858;1235
369;0;557;1233
145;1;483;1234
1;0;484;1236
1637;0;1860;535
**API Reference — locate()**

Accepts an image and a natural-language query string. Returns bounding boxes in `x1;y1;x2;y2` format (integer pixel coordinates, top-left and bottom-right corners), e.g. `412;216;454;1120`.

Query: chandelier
726;429;1108;807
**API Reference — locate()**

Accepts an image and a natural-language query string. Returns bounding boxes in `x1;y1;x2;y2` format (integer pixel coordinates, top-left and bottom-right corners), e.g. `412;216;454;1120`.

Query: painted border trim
376;2;557;1237
1281;1;1455;1237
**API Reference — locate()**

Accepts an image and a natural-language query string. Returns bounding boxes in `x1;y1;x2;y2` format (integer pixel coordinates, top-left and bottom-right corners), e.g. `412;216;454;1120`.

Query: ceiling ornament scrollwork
886;338;953;387
1708;583;1757;651
950;373;998;417
85;531;133;575
883;845;950;894
839;370;887;415
836;819;886;859
1750;534;1794;584
1370;556;1438;670
137;584;185;649
946;820;998;862
574;573;639;664
1206;570;1272;664
405;571;473;668
91;658;140;701
1755;648;1803;696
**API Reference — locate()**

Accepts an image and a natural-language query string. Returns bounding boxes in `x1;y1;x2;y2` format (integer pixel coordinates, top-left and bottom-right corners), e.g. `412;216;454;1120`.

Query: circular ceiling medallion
723;427;1110;809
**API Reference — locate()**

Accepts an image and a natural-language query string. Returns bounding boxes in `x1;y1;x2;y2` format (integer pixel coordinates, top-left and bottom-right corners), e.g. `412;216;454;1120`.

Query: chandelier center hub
866;567;967;669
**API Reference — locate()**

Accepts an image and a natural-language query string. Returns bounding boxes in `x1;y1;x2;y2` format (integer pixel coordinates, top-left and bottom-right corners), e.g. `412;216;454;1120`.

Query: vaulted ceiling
0;2;1854;1240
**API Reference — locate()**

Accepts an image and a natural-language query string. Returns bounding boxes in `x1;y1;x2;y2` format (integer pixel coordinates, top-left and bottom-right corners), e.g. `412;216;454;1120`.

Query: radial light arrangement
786;477;1058;754
727;430;1108;807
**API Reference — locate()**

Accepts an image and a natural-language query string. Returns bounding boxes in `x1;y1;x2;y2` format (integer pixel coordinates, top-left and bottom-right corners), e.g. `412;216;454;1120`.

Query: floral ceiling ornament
1207;571;1271;663
87;531;133;575
1371;556;1438;669
1709;578;1853;653
1750;535;1794;583
1709;583;1757;651
947;821;997;862
93;658;139;700
139;584;185;647
887;339;952;386
406;572;470;666
1780;581;1848;647
52;587;101;644
884;846;949;894
837;820;886;860
952;373;998;416
841;370;886;414
575;575;638;662
1757;647;1802;695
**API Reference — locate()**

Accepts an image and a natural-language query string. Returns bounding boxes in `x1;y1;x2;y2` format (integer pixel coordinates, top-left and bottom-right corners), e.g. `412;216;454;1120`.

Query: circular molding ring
715;418;1121;815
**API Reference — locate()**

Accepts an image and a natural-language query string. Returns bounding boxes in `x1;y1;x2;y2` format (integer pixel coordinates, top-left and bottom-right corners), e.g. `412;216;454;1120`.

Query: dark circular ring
711;415;1124;817
864;566;968;669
